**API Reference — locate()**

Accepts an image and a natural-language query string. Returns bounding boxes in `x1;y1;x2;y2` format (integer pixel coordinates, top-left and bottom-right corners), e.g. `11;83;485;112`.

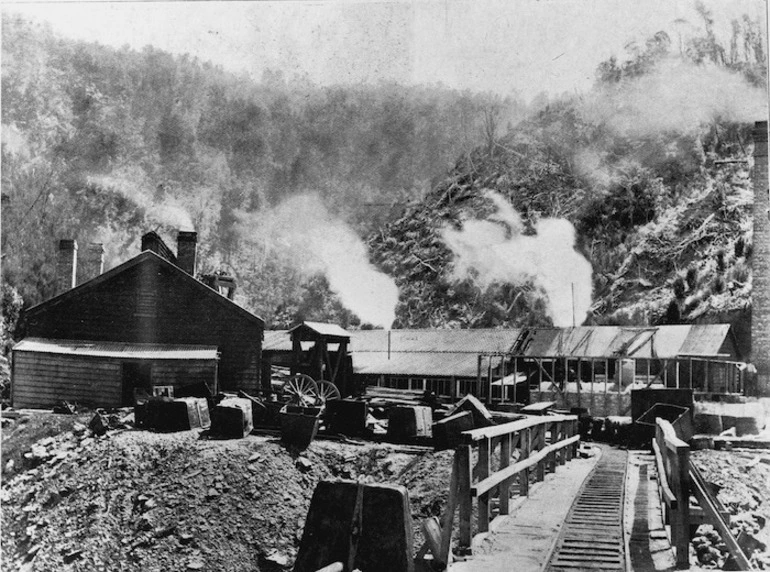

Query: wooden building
12;339;219;409
14;235;265;408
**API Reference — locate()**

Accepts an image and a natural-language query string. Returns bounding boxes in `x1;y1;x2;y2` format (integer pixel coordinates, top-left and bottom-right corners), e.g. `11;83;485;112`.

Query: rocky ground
5;410;770;572
690;449;770;570
1;411;453;572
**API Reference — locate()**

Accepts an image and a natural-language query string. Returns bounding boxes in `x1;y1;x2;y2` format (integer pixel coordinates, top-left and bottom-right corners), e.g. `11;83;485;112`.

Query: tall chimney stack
55;239;78;294
141;231;176;263
751;120;770;395
176;231;197;276
77;242;104;285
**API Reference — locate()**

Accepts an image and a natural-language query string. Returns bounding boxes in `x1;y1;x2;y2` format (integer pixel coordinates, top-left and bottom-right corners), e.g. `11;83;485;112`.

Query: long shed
12;339;219;409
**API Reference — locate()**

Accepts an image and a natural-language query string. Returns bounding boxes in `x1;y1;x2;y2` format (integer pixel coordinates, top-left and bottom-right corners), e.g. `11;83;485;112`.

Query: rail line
545;446;629;571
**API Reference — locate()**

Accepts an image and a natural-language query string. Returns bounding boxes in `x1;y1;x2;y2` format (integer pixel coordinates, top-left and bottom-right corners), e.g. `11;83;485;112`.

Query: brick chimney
77;242;104;285
751;120;770;395
176;231;197;276
55;239;78;294
141;231;176;263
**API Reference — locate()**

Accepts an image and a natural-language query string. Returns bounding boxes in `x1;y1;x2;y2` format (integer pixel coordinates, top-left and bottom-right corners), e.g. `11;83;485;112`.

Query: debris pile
1;413;453;571
691;450;770;569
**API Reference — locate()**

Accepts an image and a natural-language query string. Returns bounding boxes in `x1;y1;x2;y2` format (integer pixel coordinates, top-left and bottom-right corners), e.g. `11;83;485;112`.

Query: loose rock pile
2;413;453;571
691;450;770;569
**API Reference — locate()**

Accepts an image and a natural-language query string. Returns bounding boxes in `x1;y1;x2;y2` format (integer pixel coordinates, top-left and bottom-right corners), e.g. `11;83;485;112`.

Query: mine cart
278;373;341;448
280;404;323;449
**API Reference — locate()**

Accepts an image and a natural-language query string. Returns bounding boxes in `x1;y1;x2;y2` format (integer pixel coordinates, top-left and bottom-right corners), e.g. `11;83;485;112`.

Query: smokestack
77;242;104;285
55;239;78;294
751;120;770;395
176;231;197;276
141;231;176;263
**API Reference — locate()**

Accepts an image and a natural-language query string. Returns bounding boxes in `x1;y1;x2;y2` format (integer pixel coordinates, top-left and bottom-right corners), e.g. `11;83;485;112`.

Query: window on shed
135;290;159;318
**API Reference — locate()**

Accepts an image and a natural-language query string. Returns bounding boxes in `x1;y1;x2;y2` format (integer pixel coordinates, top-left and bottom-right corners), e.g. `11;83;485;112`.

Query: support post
499;433;511;515
478;437;491;532
536;425;546;482
513;357;518;404
457;445;473;550
520;427;531;496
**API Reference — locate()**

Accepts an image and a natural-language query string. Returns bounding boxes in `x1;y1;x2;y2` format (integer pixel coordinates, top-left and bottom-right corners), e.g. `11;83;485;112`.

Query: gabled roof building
13;233;265;409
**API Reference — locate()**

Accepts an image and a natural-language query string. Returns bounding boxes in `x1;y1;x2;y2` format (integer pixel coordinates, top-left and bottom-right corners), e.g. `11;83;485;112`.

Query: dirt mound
1;413;453;571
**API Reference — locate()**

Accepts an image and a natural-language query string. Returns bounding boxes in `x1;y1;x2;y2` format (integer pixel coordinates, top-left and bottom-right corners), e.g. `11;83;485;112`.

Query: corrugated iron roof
352;329;523;353
264;324;737;378
263;330;291;351
512;325;732;359
13;338;219;360
678;323;733;356
288;321;350;339
353;351;481;377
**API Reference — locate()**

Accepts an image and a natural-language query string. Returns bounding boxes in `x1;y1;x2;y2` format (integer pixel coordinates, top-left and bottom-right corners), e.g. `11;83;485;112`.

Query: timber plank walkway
450;447;600;572
545;447;628;571
450;445;679;572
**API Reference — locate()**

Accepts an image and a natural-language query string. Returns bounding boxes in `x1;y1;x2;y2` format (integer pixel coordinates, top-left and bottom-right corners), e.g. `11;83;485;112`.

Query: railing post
499;433;512;515
547;421;558;473
520;427;531;496
439;451;461;566
673;442;691;569
457;445;473;550
478;437;491;532
536;425;546;482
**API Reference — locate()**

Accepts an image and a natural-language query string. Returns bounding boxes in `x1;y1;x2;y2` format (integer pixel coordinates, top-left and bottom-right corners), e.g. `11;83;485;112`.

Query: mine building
263;324;745;416
350;329;525;399
12;232;265;409
487;324;744;417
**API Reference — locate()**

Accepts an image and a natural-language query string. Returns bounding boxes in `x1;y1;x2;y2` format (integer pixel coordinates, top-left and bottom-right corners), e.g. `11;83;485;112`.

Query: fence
432;414;579;566
652;418;691;569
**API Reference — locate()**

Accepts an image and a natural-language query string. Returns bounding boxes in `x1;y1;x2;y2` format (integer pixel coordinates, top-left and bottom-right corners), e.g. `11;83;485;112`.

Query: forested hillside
369;6;766;343
1;14;518;336
2;5;768;353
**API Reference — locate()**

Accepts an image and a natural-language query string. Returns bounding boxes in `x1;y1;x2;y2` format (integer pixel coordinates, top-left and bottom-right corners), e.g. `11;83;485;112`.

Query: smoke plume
246;194;399;328
87;174;195;231
441;192;592;327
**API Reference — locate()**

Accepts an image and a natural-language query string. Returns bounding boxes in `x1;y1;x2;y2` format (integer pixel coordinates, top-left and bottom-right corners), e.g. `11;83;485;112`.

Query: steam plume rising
87;174;195;231
441;192;592;327
249;194;398;328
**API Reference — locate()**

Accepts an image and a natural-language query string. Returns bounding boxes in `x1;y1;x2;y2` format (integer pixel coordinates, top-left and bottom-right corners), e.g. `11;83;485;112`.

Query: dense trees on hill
1;14;518;333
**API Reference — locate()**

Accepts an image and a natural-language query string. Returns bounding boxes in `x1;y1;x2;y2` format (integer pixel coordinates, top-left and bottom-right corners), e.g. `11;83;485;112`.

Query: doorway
122;362;152;405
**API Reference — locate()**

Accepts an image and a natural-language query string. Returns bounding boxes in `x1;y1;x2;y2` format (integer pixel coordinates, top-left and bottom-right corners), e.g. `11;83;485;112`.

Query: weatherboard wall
23;253;263;393
12;351;122;409
12;350;218;409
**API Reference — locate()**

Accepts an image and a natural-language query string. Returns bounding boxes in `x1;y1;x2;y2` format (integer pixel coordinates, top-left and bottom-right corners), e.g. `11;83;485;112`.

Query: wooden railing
431;415;579;566
652;418;690;570
652;418;753;570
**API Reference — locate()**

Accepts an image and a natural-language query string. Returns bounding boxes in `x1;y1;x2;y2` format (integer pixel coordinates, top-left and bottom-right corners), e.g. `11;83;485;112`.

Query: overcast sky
5;0;767;101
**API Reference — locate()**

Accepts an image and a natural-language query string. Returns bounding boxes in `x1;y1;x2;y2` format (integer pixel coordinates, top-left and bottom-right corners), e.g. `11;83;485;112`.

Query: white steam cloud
250;194;399;328
87;174;195;231
441;192;592;327
581;60;767;138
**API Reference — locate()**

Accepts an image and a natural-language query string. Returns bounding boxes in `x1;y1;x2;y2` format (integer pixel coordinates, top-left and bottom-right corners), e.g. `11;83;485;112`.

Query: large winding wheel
316;380;341;404
284;374;319;406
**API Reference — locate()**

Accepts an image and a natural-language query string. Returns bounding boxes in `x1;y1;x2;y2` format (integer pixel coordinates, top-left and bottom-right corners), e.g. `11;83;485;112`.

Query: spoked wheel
316;380;341;404
284;374;319;406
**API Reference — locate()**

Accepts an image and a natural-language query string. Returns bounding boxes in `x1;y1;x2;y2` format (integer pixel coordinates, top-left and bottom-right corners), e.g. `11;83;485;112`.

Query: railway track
545;446;629;571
